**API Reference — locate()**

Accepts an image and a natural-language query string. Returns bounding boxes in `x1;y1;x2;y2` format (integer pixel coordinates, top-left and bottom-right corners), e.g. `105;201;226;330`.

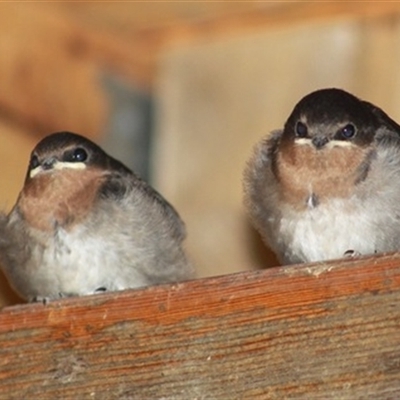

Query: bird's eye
70;148;88;162
341;124;356;139
295;121;308;138
30;155;40;169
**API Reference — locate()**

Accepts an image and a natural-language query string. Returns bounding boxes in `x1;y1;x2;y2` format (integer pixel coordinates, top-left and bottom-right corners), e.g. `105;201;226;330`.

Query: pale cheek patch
294;138;313;147
30;162;87;178
53;161;87;171
294;138;355;149
29;167;42;179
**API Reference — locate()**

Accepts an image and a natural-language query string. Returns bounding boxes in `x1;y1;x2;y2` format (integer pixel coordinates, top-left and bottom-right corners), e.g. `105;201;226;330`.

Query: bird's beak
42;157;57;170
29;157;57;178
311;136;329;149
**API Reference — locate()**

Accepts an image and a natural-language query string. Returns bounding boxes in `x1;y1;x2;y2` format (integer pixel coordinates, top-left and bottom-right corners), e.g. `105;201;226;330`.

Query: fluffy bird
0;132;193;302
244;88;400;264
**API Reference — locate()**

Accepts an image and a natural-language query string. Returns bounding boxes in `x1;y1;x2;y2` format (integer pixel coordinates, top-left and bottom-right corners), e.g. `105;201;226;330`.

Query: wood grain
0;253;399;399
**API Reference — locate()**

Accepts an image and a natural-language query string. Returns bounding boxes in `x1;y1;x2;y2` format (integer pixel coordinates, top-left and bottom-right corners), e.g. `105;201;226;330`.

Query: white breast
277;197;380;264
37;225;147;296
268;135;400;264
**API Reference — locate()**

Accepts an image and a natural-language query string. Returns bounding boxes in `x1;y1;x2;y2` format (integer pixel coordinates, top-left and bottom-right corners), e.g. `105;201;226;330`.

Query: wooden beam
26;3;400;89
1;253;399;398
56;2;400;86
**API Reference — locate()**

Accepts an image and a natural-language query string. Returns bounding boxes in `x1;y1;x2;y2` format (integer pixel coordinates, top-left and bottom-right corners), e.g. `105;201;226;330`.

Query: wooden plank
0;253;399;398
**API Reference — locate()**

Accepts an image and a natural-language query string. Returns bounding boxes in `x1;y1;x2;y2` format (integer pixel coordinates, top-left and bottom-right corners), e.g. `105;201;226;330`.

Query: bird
0;131;193;302
243;88;400;265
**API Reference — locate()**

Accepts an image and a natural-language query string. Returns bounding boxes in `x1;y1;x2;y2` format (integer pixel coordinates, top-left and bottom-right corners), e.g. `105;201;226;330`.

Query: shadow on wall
0;271;23;306
245;222;280;269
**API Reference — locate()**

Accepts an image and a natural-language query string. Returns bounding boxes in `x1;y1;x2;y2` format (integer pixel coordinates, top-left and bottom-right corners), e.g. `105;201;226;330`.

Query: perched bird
244;88;400;264
0;132;193;302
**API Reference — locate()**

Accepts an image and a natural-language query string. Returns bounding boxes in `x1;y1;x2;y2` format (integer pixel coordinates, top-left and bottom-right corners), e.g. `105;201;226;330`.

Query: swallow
0;132;193;302
244;88;400;264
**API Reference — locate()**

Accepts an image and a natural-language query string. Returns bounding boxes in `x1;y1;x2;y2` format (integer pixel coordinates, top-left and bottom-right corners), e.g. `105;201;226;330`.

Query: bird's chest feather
275;144;370;209
278;198;377;263
17;169;106;232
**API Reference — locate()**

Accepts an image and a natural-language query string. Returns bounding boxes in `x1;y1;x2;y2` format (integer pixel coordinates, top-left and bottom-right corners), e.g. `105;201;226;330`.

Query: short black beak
312;136;329;149
42;157;57;170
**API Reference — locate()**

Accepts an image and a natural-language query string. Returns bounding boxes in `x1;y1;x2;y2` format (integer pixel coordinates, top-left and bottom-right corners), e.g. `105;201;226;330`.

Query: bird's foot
343;249;362;258
30;292;72;304
30;296;51;304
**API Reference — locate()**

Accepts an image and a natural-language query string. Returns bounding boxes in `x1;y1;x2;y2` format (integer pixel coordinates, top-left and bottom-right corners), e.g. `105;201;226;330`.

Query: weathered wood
0;253;399;399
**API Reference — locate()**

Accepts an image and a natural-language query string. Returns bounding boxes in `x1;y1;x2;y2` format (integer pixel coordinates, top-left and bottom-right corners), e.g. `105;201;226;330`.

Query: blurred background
1;2;400;305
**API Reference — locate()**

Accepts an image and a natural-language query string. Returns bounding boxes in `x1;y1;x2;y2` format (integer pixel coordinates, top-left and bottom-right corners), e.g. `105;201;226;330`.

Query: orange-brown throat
17;168;107;232
275;140;371;209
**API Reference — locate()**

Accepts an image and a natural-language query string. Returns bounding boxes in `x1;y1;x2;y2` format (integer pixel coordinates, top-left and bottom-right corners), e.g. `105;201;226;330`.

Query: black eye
30;155;40;169
70;148;88;162
295;121;308;138
341;124;356;139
